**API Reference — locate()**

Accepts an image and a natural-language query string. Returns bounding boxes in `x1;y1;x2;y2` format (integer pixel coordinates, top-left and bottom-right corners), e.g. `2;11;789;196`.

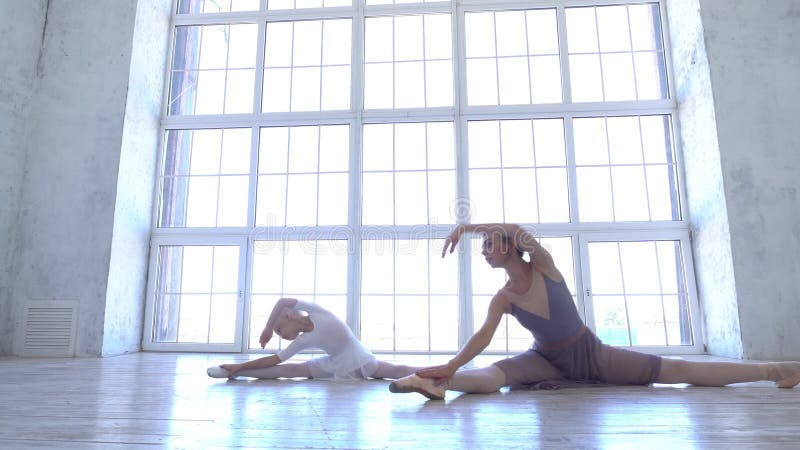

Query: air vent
21;300;78;357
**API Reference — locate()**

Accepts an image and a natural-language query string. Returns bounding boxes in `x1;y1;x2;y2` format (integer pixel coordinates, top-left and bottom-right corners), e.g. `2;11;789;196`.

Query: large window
144;0;702;355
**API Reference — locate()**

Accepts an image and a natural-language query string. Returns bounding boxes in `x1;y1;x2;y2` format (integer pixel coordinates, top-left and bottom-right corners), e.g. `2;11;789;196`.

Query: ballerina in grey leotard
496;272;660;386
388;223;800;400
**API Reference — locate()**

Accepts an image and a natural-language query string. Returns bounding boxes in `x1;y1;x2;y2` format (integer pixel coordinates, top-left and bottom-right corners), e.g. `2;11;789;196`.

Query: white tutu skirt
306;344;379;381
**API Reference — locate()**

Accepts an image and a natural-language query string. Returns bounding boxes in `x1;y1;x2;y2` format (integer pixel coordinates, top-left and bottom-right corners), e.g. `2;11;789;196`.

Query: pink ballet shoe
389;374;446;400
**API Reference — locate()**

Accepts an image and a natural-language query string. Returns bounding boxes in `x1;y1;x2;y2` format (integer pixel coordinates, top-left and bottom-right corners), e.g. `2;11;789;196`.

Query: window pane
469;169;503;223
527;9;559;55
361;239;458;352
468;119;567;224
495;11;527;57
569;54;603;102
536;168;570;223
161;128;254;228
577;167;613;222
395;15;424;61
286;174;318;225
362;172;393;225
503;168;538;223
363;122;455;226
530;55;562;103
269;0;352;9
394;61;425;108
567;4;668;102
152;245;239;344
263;20;351;112
498;57;531;105
395;171;428;225
587;240;694;347
601;53;636;101
575;115;678;222
170;24;257;115
466;9;559;106
256;125;348;227
364;14;453;109
217;176;249;226
177;0;259;13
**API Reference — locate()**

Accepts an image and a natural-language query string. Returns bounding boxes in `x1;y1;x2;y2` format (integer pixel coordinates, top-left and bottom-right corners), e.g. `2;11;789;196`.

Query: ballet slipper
389;374;446;400
207;365;231;379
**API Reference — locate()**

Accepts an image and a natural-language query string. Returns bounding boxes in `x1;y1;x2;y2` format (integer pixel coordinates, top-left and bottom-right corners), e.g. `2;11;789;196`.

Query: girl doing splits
208;298;420;381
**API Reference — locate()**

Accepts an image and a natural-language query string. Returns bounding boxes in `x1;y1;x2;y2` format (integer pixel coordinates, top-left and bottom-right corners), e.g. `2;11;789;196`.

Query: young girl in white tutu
207;298;420;381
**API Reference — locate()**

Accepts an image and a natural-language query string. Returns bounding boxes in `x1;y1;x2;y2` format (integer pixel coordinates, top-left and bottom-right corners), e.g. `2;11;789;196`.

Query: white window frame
145;0;701;355
578;230;704;355
143;235;248;352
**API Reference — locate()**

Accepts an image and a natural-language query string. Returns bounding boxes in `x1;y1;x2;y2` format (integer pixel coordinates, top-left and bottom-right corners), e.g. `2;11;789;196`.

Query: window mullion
556;5;573;104
453;0;474;349
348;0;365;338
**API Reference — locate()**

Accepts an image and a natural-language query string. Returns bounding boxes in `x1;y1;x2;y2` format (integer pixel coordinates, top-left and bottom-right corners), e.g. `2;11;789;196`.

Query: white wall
669;0;800;359
3;0;169;356
0;1;48;355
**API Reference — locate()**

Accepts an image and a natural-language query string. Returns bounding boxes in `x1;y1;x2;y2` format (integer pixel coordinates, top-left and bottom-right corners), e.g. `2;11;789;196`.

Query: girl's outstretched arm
222;355;281;378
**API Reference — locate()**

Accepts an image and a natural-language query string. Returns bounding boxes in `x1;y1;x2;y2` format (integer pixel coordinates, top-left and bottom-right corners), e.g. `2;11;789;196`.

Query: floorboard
1;353;798;449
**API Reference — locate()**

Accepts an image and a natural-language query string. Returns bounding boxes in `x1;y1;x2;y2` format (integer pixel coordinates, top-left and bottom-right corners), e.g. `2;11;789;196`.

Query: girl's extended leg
657;359;800;387
234;363;313;379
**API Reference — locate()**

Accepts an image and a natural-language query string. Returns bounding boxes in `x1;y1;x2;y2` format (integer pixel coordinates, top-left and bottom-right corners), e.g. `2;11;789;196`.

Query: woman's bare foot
389;374;446;400
762;362;800;388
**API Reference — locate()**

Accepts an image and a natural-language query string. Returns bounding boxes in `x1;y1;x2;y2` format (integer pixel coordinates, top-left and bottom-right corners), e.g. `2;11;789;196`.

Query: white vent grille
21;301;78;357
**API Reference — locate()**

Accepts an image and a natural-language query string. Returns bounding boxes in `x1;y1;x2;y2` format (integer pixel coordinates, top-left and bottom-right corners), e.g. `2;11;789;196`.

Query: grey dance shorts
494;326;662;386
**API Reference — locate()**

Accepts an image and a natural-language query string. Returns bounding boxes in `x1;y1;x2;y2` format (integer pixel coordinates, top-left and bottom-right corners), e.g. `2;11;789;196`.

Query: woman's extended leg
231;363;313;379
657;358;800;387
447;365;508;393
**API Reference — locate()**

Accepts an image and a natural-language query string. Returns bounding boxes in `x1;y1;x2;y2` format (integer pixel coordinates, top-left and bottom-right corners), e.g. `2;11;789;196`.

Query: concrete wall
699;0;800;360
4;0;169;357
0;1;48;355
666;0;743;358
669;0;800;359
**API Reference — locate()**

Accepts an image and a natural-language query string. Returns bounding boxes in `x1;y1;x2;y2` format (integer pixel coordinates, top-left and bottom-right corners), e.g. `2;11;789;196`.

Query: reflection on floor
1;352;798;448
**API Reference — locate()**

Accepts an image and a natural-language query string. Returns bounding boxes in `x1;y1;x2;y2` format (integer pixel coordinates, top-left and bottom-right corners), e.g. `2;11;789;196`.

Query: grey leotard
502;275;584;348
496;271;661;385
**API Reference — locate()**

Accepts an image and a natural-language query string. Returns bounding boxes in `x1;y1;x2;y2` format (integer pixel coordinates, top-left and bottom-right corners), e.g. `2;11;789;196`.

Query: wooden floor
1;353;799;449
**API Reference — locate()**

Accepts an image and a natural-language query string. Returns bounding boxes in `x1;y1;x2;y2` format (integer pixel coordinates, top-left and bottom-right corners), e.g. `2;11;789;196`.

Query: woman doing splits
389;223;800;400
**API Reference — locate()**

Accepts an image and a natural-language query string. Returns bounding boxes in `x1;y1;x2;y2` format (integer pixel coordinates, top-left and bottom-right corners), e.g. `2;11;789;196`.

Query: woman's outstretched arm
416;293;508;380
